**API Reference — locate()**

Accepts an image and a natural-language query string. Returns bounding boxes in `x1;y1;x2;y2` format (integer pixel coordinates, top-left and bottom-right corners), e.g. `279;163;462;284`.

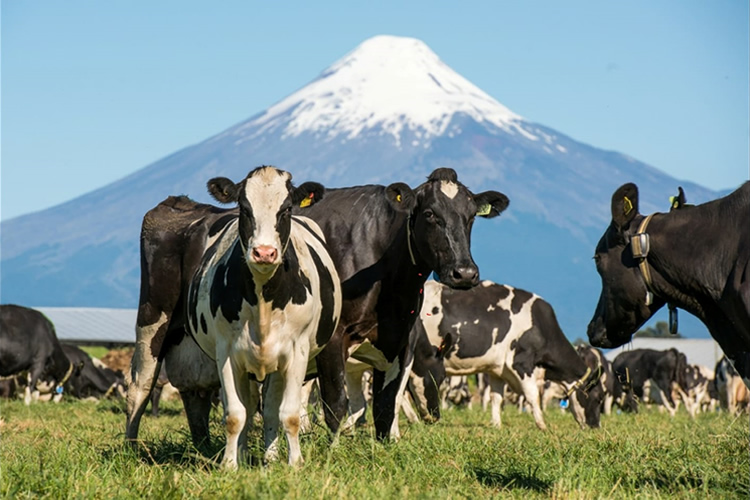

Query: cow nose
587;320;611;348
251;246;278;264
452;266;478;286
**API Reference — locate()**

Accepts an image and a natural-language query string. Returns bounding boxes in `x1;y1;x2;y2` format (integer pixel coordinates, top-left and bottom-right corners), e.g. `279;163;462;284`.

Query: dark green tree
634;321;682;338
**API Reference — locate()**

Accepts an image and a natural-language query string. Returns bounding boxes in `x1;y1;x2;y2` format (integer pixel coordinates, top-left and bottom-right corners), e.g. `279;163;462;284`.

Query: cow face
208;166;324;275
409;168;509;289
587;183;665;348
570;380;604;429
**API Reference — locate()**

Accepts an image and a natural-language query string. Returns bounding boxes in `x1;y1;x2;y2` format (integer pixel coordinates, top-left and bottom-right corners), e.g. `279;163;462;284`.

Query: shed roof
36;307;137;346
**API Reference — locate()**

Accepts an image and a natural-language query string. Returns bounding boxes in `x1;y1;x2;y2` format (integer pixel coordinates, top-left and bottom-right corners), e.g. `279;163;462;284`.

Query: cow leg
179;389;213;449
278;354;308;466
126;314;169;444
519;375;546;431
658;387;677;417
488;374;505;428
217;353;247;470
387;356;414;440
315;336;349;434
342;366;367;432
299;379;317;434
371;348;410;441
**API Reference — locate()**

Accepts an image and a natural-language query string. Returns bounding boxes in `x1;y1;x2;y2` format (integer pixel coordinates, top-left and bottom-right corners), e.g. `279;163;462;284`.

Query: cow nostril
452;267;478;283
252;246;277;263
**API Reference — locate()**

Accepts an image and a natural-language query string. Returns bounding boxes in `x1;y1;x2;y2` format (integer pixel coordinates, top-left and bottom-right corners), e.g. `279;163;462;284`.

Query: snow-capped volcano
233;35;532;145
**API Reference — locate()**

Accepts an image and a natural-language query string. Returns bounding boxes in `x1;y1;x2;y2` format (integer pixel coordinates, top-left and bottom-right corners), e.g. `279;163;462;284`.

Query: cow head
587;183;665;348
569;372;604;429
208;166;324;275
407;331;454;422
399;168;509;288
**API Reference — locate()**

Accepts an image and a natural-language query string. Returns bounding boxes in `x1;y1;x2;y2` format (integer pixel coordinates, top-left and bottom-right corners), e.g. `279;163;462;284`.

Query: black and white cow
60;345;125;400
0;304;75;404
182;166;341;467
588;182;750;386
715;355;749;415
611;348;692;416
575;344;621;415
410;280;603;430
125;167;508;446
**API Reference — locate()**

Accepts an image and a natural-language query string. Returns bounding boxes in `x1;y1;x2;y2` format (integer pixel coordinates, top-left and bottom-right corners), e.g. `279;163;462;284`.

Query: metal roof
36;307;137;346
603;337;725;373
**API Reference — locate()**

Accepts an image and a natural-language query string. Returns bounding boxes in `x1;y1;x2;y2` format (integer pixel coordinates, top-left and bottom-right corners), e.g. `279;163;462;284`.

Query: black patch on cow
308;243;338;347
208;214;237;238
200;313;207;334
510;289;533;314
432;307;439;315
261;244;311;309
293;217;327;249
211;242;258;323
509;330;538;379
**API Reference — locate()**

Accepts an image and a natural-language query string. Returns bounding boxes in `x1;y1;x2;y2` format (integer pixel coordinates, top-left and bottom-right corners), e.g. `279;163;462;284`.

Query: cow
0;304;75;405
715;355;749;415
409;280;603;431
60;345;126;400
180;166;342;467
587;182;750;386
576;344;621;415
125;167;509;446
611;348;694;417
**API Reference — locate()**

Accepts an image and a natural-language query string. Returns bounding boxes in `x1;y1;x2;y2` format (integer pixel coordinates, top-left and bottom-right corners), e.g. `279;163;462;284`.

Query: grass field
1;397;748;499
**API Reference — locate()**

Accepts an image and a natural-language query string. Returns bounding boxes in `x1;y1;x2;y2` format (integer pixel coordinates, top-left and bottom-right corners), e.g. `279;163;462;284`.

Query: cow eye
424;210;435;221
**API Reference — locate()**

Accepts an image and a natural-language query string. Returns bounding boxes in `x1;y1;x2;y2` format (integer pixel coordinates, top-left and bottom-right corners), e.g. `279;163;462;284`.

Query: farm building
603;337;725;372
36;307;136;347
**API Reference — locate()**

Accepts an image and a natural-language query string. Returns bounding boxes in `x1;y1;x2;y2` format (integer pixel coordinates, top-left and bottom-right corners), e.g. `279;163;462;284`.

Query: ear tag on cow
669;196;679;210
645;291;653;306
669;304;679;334
55;386;64;395
476;203;492;216
560;399;569;409
396;194;402;203
299;193;314;208
623;196;633;216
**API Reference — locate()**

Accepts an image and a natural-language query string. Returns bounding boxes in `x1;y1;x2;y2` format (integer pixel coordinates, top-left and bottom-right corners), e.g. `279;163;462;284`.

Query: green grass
1;397;747;499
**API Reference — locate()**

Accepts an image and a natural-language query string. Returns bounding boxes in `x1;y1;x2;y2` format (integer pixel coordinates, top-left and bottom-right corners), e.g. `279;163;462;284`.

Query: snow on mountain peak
235;35;531;145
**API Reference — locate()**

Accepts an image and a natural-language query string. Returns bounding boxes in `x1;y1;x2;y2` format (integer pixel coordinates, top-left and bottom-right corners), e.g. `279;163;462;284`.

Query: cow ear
385;182;417;213
611;183;639;228
670;186;687;211
436;332;455;360
473;191;509;219
293;182;325;208
207;177;239;204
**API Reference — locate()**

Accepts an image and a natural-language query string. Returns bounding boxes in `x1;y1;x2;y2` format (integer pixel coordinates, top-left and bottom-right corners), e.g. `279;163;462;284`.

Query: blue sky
2;1;748;221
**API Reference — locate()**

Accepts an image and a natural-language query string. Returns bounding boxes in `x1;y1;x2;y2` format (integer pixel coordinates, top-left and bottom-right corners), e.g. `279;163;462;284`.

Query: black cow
60;345;125;400
588;182;750;385
0;304;74;404
125;167;508;446
410;280;603;430
612;348;691;416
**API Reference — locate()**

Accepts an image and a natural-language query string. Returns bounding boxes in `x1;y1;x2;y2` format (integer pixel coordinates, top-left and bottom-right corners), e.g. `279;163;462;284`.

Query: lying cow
612;348;694;417
184;166;341;467
61;345;125;400
588;182;750;386
0;304;75;404
410;280;603;430
126;167;508;448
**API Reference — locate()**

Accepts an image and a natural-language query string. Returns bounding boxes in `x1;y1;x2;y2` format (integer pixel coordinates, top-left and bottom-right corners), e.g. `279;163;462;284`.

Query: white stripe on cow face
241;168;292;271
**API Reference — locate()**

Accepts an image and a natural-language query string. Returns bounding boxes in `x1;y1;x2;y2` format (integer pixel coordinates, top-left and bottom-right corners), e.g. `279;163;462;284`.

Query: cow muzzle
251;245;278;265
443;265;479;289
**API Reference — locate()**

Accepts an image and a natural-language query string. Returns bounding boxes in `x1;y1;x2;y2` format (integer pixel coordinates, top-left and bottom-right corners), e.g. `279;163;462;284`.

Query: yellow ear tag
299;193;313;208
396;194;402;203
476;203;492;216
669;196;679;209
623;196;633;216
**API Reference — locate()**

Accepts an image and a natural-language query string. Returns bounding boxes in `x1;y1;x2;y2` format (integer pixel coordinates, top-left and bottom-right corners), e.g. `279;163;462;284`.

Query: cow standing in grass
588;182;750;385
126;168;509;446
187;166;341;467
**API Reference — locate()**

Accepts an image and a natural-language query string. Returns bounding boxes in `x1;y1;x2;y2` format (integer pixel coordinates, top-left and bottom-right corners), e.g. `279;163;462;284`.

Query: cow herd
1;166;748;469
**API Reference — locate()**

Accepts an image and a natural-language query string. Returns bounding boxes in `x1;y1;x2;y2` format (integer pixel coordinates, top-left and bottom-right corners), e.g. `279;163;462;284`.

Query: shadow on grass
471;465;553;493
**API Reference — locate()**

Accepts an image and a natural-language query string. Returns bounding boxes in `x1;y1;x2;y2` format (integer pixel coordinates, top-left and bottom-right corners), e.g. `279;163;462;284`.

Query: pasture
2;397;747;498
